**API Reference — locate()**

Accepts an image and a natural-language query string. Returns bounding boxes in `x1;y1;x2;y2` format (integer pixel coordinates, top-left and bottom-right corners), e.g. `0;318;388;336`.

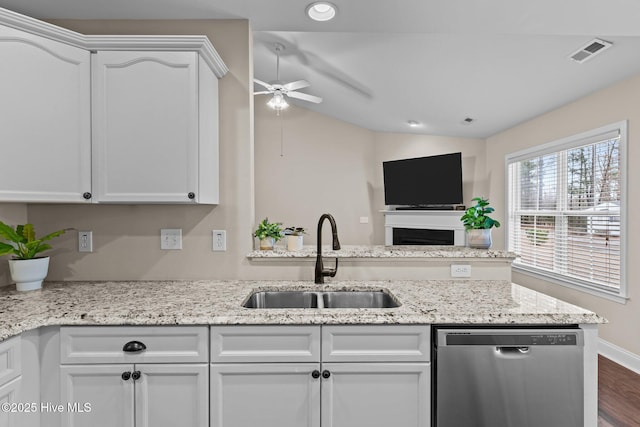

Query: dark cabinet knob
83;192;92;200
122;341;147;353
121;371;131;381
311;370;321;379
322;370;331;379
132;370;141;381
188;192;195;199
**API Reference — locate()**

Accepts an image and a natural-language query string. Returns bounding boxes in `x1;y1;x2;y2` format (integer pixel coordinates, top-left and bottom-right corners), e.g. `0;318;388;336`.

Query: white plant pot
287;235;304;251
8;257;50;291
259;237;275;250
466;229;492;249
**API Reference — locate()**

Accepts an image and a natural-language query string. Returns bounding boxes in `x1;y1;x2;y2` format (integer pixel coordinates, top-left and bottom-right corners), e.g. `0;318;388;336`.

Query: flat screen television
383;152;463;206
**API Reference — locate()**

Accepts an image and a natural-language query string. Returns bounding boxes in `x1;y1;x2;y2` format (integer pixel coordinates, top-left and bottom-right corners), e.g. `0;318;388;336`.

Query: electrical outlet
78;231;93;253
161;229;182;250
359;216;369;224
451;264;472;278
212;230;227;251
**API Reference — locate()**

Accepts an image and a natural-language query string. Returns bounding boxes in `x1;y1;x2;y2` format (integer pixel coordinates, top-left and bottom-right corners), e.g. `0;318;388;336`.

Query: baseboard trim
599;338;640;374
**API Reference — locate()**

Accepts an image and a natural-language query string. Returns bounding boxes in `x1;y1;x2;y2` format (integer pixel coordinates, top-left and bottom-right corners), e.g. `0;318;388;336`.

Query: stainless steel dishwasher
433;327;584;427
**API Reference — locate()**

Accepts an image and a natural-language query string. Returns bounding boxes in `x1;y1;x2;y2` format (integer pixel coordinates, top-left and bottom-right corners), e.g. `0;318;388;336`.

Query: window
506;121;627;301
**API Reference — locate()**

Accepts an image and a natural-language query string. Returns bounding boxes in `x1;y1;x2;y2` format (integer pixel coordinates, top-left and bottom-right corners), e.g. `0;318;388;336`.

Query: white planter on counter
287;235;304;251
8;256;49;291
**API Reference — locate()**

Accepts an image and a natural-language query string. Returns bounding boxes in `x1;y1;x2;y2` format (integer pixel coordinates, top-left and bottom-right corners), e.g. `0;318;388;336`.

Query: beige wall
254;101;376;245
254;102;485;246
486;74;640;356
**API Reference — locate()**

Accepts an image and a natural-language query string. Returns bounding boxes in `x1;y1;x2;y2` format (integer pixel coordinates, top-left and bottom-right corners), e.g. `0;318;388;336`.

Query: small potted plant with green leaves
284;226;306;251
460;197;501;249
253;217;283;250
0;221;70;291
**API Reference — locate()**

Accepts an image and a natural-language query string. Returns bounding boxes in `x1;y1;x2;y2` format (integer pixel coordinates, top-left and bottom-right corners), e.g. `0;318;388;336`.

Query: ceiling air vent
569;38;612;63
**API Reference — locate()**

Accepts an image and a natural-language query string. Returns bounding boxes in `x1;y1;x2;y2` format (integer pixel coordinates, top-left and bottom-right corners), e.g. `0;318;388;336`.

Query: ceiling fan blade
253;91;272;95
283;80;310;91
253;78;273;90
287;91;323;104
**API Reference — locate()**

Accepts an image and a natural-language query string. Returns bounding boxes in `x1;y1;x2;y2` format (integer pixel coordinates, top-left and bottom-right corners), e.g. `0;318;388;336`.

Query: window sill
512;264;628;304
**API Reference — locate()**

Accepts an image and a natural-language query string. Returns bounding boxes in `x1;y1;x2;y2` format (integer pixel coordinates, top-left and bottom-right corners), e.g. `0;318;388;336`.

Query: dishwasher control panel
439;329;583;347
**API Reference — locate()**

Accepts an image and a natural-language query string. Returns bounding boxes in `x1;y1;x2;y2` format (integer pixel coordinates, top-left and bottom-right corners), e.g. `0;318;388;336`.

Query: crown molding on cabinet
0;6;228;78
84;36;228;77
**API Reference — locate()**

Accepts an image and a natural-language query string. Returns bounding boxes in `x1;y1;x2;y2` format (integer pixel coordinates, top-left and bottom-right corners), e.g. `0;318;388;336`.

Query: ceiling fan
254;43;323;114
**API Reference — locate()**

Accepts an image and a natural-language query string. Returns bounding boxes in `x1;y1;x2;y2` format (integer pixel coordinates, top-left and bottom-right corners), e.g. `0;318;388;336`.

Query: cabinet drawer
322;325;430;362
60;326;208;364
211;326;320;363
0;336;21;385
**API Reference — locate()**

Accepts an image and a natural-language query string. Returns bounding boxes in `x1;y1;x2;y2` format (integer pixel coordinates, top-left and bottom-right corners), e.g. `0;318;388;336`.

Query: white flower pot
8;257;50;291
287;235;304;251
259;237;275;250
466;229;492;249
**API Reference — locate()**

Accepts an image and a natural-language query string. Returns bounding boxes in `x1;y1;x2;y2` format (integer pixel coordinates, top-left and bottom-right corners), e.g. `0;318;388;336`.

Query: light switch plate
161;229;182;250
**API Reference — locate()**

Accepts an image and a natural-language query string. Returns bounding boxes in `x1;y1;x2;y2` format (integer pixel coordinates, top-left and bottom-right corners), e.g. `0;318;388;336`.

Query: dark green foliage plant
253;218;284;241
0;221;70;260
460;197;501;230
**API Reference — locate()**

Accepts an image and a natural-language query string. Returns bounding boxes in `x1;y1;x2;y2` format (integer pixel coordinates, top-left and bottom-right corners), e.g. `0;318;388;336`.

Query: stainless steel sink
322;291;400;308
243;291;319;308
242;290;400;309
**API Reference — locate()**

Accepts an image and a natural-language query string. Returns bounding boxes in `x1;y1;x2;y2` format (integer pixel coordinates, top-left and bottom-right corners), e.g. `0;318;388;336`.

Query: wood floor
599;355;640;427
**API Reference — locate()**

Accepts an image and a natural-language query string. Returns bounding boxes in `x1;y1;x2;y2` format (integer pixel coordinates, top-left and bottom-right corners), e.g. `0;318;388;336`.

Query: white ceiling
3;0;640;138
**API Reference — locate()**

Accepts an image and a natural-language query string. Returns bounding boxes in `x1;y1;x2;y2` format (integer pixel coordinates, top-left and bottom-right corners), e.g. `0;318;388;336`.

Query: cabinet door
0;377;21;427
60;365;134;427
321;363;430;427
0;25;91;202
92;50;199;203
211;363;320;427
135;364;208;427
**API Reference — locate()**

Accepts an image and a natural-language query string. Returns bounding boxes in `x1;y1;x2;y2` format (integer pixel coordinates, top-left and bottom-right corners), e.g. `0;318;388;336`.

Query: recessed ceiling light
407;120;419;127
306;2;337;22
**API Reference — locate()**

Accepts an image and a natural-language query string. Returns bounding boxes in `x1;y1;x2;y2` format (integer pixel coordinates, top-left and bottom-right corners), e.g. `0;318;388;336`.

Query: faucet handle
323;259;339;277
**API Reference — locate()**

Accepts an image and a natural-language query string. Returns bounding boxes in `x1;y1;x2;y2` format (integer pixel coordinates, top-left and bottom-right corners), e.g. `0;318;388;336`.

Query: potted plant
253;218;283;250
284;227;306;251
460;197;501;249
0;221;70;291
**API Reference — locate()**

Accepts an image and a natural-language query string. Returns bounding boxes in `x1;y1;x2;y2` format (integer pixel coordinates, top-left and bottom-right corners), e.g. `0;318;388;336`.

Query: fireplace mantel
382;210;466;246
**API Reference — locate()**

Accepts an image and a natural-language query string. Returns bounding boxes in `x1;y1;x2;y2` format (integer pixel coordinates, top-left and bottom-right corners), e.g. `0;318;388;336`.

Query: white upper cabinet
0;6;227;204
92;50;220;204
0;24;91;203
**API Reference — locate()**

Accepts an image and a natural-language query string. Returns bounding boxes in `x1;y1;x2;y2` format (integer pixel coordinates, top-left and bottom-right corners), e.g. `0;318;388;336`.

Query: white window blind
506;122;626;299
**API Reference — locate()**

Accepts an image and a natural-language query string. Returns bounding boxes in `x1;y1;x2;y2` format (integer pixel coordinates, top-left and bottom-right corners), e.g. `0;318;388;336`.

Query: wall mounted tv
383;152;463;207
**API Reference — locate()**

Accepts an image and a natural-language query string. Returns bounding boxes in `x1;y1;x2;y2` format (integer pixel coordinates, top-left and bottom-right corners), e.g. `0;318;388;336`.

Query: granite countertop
247;245;517;259
0;279;603;342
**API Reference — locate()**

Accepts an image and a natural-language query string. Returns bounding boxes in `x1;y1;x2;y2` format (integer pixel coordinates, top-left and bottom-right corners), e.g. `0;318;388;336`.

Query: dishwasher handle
495;346;530;356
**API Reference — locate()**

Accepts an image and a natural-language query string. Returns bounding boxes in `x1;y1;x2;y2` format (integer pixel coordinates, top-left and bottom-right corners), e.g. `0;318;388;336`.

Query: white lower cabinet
60;365;134;427
322;363;429;427
0;377;22;427
211;363;320;427
0;336;22;427
59;326;208;427
210;325;430;427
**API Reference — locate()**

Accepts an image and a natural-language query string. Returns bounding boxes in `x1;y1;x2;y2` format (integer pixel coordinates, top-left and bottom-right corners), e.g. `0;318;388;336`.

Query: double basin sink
243;290;400;309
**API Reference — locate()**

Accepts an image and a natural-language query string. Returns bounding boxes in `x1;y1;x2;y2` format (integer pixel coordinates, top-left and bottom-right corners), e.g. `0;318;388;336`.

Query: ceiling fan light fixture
267;92;289;111
306;2;337;21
